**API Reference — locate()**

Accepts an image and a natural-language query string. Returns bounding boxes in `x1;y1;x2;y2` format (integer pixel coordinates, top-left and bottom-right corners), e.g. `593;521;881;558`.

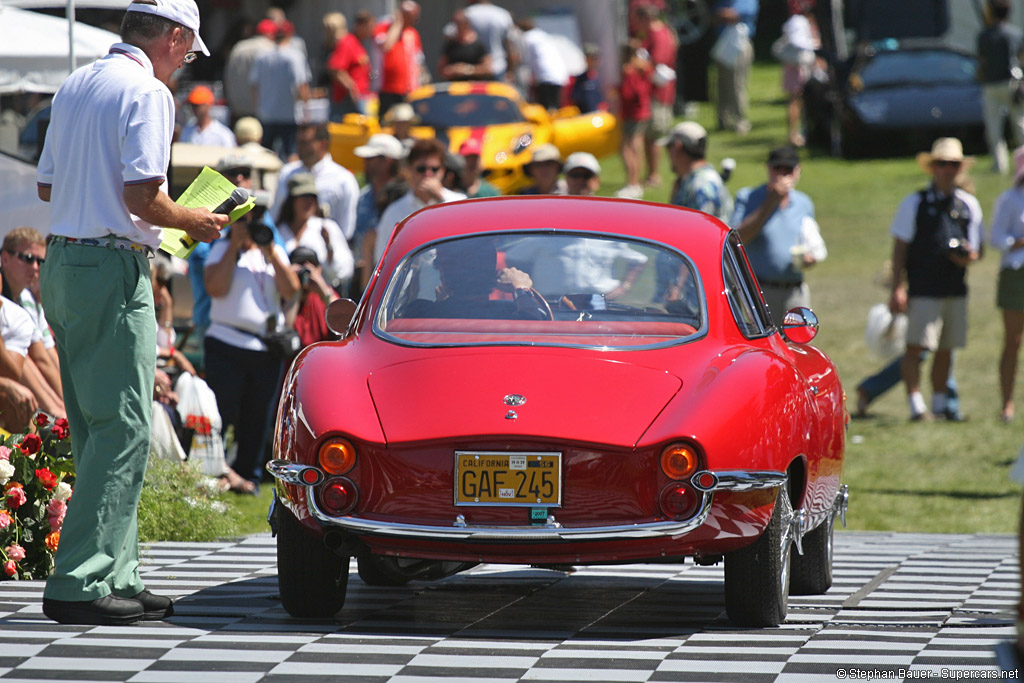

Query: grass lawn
231;61;1023;536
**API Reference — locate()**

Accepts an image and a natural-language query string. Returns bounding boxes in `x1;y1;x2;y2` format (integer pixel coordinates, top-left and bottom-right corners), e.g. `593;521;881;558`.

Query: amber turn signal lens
661;442;699;480
319;438;356;475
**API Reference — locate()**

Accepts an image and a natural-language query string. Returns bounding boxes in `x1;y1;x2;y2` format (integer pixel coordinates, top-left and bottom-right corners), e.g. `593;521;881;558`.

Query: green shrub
138;458;243;542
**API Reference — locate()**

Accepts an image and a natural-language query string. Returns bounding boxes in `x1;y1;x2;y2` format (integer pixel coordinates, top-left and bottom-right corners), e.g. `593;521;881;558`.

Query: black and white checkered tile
0;532;1015;682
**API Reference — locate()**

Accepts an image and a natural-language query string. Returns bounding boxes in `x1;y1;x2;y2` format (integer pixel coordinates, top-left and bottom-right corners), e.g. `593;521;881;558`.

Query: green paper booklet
159;166;256;259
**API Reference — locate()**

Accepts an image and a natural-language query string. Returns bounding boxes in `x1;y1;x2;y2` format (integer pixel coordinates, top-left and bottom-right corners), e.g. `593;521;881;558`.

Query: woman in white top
991;146;1024;422
275;172;354;291
203;206;299;492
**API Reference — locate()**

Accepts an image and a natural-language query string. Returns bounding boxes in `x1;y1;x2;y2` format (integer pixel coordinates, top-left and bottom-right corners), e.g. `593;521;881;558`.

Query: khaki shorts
622;118;650;139
905;296;968;350
997;267;1024;311
646;102;673;140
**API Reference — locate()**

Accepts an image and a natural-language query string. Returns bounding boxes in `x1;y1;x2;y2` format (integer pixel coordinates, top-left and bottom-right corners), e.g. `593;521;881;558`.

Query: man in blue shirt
656;121;732;306
733;145;826;324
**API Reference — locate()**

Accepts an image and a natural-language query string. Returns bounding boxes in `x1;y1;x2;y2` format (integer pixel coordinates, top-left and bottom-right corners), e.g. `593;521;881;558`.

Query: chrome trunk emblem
503;394;527;406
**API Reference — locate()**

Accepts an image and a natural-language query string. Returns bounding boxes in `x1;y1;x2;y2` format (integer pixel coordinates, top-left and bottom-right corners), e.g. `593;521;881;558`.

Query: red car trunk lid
367;353;681;447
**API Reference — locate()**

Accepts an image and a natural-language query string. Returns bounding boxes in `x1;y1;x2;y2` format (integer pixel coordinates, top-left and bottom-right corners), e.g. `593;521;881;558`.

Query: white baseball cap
127;0;209;56
354;134;406;160
564;151;601;175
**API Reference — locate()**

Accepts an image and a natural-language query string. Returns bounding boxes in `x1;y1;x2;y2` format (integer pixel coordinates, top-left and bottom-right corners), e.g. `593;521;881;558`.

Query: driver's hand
497;267;533;291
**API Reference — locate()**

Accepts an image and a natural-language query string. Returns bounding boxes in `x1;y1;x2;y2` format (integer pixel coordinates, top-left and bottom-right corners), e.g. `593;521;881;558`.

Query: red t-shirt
375;22;423;95
620;65;652;122
643;23;678;105
327;33;370;102
294;293;330;348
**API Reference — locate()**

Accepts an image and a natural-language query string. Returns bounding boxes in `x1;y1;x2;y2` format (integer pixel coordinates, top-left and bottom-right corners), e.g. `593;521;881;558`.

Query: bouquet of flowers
0;413;73;580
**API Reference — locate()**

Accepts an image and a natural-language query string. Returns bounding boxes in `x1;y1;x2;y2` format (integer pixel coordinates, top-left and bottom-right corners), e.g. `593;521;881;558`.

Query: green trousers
41;240;155;601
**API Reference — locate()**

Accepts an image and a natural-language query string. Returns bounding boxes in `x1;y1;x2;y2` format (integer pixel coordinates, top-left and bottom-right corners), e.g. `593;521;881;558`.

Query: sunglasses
7;251;44;266
933;160;962;168
184;51;197;64
567;170;596;180
224;167;252;179
414;164;443;175
770;165;796;174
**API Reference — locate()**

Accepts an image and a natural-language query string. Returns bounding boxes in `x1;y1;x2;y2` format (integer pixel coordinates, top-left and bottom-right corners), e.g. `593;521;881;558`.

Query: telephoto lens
249;222;273;246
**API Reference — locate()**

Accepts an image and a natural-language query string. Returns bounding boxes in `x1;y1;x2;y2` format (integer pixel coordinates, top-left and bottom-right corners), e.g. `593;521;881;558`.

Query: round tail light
319;438;357;475
659;482;700;520
661;442;700;480
319;477;358;516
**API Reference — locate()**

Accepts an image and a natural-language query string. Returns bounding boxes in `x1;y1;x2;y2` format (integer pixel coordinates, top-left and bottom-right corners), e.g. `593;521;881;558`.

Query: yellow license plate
454;451;561;506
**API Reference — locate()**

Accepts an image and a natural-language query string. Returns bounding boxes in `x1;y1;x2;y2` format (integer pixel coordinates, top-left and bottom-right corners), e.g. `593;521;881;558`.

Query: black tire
790;513;834;595
724;483;793;627
276;508;349;617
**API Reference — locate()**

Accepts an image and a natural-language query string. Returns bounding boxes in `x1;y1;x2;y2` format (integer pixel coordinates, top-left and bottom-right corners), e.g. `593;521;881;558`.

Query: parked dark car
805;40;985;157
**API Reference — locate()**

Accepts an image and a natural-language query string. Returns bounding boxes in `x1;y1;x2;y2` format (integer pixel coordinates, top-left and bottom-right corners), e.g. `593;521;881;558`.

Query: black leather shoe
126;590;174;620
43;595;143;625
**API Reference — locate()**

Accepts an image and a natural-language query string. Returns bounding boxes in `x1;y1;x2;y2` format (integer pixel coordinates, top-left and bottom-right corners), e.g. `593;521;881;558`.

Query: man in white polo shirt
35;0;226;626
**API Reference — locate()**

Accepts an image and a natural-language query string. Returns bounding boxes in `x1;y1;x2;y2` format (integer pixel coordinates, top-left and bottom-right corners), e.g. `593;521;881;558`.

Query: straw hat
915;137;975;174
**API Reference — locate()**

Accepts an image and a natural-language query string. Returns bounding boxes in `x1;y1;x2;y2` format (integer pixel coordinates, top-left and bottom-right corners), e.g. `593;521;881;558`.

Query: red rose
53;419;69;441
34;413;49;428
19;433;41;456
34;468;57;490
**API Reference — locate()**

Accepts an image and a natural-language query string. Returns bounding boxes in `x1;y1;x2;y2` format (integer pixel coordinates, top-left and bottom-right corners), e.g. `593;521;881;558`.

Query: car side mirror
781;306;818;344
325;298;357;337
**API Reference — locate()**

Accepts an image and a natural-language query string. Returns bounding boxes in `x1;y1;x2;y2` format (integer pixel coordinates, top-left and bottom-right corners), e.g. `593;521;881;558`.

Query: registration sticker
455;451;561;507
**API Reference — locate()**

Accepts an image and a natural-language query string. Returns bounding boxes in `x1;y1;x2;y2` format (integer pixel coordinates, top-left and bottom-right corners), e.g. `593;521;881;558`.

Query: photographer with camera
203;194;300;494
889;137;984;421
287;247;338;348
276;172;353;294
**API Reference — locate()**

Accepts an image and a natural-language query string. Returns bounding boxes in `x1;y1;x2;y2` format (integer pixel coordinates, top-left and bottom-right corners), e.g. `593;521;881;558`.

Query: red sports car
267;196;848;627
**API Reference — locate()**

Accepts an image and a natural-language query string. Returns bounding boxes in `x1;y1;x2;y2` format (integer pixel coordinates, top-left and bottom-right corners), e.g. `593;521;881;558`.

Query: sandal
223;468;257;495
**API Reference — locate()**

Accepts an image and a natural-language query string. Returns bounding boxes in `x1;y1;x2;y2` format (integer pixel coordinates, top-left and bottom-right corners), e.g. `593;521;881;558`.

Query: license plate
454;451;561;506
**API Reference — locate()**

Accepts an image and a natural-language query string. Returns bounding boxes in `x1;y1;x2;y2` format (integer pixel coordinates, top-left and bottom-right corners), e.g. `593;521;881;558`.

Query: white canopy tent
0;3;122;94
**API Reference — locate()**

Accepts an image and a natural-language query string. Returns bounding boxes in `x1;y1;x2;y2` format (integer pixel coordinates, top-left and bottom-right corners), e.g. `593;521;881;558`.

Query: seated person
402;239;550;320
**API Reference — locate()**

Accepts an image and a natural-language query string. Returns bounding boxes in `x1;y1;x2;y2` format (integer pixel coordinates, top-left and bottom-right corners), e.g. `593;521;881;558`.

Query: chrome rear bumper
267;460;787;542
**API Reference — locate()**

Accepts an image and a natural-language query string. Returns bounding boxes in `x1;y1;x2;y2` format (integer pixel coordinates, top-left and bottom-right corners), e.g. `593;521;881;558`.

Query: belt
52;235;154;258
758;278;803;289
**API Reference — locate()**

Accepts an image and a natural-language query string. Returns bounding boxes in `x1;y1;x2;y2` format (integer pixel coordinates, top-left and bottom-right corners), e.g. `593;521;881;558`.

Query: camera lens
298;267;311;286
249;222;273;246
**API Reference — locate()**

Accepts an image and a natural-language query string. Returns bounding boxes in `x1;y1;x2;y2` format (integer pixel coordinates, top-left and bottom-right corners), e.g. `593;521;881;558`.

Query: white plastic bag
864;303;907;359
175;373;226;477
150;401;186;462
711;23;751;68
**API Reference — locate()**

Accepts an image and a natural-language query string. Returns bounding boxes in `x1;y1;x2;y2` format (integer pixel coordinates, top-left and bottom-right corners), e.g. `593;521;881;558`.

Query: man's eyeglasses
414;164;443;175
7;251;44;266
183;51;197;64
933;160;961;168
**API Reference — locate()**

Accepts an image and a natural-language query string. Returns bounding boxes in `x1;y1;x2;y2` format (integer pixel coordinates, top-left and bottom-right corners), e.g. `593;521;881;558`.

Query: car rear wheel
724;482;793;627
790;513;834;595
276;507;349;617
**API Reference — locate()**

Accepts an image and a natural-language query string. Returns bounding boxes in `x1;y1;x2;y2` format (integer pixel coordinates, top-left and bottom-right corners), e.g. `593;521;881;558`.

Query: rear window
376;232;705;349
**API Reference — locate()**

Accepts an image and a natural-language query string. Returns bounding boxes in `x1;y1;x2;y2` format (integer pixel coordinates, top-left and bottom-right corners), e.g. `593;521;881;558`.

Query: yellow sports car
328;81;619;194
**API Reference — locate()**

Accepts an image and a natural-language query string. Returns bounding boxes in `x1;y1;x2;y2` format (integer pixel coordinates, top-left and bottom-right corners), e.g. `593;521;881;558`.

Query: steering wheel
517;287;555;321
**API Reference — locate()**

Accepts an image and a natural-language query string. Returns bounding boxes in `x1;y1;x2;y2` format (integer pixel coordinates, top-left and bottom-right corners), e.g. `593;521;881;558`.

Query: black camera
248;221;273;246
298;267;311;287
947;237;969;258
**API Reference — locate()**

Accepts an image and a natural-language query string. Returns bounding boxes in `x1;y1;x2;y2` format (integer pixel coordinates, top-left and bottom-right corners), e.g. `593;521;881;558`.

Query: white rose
0;460;14;486
53;481;72;502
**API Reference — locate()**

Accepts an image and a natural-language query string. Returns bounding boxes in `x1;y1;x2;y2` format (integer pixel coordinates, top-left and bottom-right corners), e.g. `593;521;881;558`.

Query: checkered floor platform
0;532;1016;682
